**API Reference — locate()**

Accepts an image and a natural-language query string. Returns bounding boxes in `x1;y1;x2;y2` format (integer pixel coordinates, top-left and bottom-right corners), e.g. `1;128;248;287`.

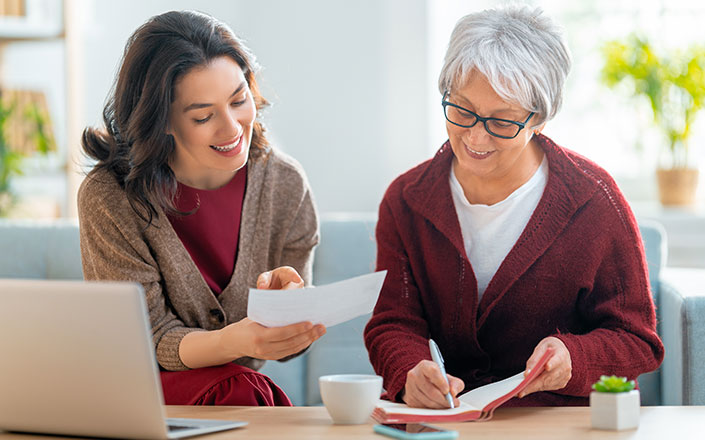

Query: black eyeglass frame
441;91;535;139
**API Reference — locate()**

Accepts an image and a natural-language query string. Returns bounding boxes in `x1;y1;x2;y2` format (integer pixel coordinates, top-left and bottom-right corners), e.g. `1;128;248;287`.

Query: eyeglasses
441;91;534;139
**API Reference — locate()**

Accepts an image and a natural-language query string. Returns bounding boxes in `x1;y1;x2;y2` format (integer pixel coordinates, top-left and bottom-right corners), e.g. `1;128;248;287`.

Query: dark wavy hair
82;10;269;226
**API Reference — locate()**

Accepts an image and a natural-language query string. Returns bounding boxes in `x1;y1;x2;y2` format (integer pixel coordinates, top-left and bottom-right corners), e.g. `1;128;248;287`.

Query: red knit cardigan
364;134;664;406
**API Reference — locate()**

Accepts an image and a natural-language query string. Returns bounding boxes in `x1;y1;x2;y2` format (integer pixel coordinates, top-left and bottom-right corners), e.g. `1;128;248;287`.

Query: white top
449;156;549;299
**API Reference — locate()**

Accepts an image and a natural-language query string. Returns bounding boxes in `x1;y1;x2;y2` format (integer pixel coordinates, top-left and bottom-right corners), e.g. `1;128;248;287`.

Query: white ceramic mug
319;374;383;424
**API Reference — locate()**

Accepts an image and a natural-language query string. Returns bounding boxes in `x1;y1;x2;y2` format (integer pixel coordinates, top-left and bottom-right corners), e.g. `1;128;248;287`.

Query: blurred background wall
2;0;705;266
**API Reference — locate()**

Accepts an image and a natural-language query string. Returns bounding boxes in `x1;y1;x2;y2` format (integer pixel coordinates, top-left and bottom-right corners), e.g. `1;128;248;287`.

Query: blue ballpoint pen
428;338;455;409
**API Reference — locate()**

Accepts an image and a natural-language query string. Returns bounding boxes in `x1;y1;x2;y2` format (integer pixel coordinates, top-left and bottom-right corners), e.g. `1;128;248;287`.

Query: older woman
364;5;663;409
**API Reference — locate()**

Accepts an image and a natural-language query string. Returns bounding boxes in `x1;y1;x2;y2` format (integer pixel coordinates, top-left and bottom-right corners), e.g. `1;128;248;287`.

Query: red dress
164;166;291;406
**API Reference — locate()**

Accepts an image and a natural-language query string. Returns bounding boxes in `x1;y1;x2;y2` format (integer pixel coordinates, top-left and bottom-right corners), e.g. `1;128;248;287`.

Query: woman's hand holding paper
220;318;325;361
239;266;323;359
257;266;305;290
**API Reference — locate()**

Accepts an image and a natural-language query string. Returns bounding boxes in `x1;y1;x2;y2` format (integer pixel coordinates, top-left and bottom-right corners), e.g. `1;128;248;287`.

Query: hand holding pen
429;339;455;408
401;338;465;409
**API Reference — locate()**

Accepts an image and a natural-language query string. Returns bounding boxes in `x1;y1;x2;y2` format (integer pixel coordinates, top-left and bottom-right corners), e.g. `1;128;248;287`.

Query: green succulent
592;375;636;393
601;34;705;168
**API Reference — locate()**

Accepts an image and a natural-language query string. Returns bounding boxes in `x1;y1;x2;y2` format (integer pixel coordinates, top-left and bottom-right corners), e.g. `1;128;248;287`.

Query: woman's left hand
257;266;305;290
517;336;572;398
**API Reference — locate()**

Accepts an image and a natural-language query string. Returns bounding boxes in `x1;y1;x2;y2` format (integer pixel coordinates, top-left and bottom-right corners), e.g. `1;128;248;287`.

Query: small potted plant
601;35;705;206
590;375;640;431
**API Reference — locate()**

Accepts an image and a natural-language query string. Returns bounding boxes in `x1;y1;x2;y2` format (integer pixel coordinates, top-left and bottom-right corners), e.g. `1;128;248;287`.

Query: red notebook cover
372;348;554;423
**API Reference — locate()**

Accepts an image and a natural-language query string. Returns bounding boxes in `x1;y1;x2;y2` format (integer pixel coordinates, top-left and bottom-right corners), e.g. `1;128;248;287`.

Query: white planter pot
590;390;640;431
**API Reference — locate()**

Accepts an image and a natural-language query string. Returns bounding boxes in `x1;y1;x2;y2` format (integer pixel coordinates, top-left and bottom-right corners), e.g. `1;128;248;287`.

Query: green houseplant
591;375;636;393
601;35;705;206
0;90;55;216
590;375;640;431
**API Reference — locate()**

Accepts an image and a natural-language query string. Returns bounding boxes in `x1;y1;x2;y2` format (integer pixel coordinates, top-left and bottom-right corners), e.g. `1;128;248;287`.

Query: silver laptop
0;279;247;439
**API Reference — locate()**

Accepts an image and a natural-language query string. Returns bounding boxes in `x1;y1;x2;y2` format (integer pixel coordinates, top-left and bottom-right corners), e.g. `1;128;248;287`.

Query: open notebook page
375;371;526;416
375;399;482;416
458;372;525;409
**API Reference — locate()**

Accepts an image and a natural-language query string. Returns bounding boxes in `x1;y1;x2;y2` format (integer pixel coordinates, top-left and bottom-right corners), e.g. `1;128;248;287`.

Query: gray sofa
0;215;702;406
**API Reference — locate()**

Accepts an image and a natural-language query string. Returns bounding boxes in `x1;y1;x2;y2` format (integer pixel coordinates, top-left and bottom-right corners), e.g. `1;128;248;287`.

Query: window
428;0;705;202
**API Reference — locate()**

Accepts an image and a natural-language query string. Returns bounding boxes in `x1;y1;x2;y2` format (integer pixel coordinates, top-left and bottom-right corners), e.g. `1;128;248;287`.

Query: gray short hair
438;4;571;126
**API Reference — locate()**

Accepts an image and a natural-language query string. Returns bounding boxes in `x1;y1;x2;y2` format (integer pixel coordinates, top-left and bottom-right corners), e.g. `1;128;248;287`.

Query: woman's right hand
256;266;305;290
220;317;326;361
402;360;464;408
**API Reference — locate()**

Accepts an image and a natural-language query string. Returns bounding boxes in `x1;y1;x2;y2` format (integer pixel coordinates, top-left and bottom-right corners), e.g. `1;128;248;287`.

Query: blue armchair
0;216;702;406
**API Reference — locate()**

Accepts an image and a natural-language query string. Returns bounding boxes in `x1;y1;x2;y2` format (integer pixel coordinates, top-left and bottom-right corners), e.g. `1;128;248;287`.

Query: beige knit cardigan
78;147;319;371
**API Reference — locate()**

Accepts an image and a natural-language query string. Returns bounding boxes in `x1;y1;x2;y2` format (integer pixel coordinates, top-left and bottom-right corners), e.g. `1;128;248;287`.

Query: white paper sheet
376;399;481;415
458;372;524;409
247;271;387;328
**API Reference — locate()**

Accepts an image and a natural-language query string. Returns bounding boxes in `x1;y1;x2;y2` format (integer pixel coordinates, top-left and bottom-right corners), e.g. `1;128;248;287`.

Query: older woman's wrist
549;334;585;396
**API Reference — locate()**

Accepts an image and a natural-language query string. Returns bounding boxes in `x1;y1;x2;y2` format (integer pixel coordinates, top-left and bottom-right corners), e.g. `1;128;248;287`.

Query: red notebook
372;349;553;423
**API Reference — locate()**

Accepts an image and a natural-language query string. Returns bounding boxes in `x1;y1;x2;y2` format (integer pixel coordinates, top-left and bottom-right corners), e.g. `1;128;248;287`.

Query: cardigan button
209;309;225;323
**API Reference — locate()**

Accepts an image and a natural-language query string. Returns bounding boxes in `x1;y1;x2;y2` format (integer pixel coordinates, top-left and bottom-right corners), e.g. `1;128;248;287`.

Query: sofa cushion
660;268;705;405
0;219;82;280
306;213;378;405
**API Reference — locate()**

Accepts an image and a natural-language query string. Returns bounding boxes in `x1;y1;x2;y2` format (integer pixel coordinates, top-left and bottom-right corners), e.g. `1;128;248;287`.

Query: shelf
0;0;63;40
0;0;76;219
0;34;65;44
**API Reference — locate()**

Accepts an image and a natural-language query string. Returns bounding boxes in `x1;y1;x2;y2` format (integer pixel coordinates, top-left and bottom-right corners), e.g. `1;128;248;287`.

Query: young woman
78;10;325;406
